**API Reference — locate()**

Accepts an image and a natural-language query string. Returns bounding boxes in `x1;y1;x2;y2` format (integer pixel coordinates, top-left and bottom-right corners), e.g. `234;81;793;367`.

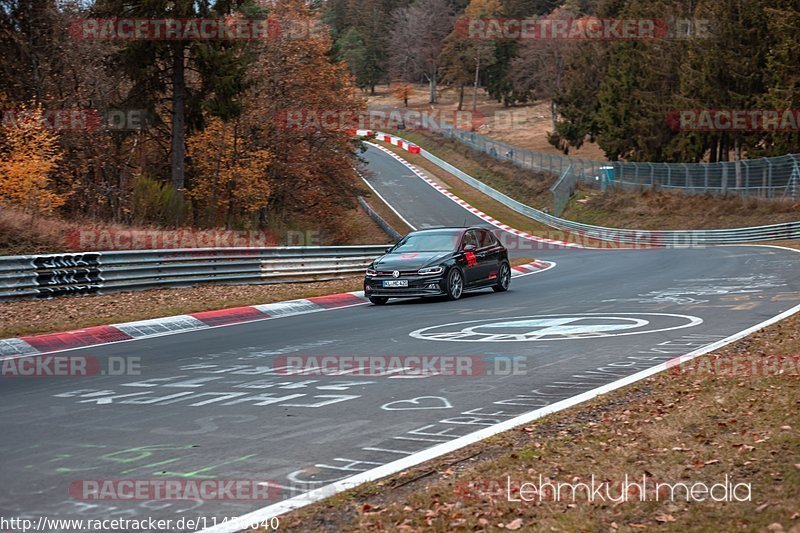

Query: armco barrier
369;131;800;246
0;246;389;301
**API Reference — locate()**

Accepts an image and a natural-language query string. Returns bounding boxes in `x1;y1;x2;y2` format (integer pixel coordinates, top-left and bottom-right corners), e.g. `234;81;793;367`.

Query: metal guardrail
436;127;800;202
551;164;576;217
0;246;389;301
416;144;800;246
357;196;403;242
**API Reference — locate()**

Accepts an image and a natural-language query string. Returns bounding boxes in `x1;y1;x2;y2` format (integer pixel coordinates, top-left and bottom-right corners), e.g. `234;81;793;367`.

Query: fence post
683;163;690;191
766;158;773;198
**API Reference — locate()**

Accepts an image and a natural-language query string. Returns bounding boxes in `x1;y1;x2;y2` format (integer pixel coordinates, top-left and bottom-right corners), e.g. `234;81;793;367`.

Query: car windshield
391;232;459;253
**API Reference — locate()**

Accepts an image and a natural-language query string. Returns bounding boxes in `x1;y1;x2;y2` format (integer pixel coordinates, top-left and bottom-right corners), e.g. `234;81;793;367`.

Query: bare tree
509;7;578;132
389;0;456;104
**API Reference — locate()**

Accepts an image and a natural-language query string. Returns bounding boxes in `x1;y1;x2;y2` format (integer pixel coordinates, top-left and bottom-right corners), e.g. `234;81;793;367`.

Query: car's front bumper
364;275;446;298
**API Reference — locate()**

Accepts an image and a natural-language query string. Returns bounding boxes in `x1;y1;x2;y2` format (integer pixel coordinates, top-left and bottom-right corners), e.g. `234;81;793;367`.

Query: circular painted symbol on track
409;313;703;342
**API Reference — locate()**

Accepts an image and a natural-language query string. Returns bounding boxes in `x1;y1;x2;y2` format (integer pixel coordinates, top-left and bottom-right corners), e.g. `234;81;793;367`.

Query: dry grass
0;202;395;256
340;204;397;245
358;191;415;237
0;207;113;256
367;85;606;160
378;132;800;233
385;130;557;212
567;187;800;231
273;313;800;533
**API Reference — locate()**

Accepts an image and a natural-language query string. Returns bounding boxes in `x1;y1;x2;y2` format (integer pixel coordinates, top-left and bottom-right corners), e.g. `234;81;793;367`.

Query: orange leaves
187;117;273;224
0;105;66;214
392;83;414;107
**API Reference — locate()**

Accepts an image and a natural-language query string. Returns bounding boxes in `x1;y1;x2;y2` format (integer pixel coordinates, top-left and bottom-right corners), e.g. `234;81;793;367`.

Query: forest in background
1;0;798;231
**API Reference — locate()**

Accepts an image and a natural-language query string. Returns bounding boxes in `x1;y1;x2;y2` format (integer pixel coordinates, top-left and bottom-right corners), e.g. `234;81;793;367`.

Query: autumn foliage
188;117;273;227
0;105;66;213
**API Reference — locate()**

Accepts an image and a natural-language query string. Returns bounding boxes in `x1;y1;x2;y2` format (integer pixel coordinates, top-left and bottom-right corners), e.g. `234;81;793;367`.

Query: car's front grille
376;270;418;277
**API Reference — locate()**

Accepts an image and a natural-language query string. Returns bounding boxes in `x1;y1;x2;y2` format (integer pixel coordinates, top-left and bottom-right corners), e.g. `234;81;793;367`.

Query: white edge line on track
364;141;586;249
0;264;554;361
356;170;418;231
199;298;800;533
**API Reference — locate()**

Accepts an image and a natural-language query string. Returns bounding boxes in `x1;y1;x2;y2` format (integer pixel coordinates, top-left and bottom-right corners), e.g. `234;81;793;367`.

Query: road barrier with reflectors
0;246;389;301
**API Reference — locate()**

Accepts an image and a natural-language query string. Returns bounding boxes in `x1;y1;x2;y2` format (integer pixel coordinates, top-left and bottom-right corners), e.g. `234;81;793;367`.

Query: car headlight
366;267;378;277
418;266;444;276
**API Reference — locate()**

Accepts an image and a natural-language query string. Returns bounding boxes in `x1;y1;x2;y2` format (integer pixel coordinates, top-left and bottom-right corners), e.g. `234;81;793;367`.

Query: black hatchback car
364;227;511;305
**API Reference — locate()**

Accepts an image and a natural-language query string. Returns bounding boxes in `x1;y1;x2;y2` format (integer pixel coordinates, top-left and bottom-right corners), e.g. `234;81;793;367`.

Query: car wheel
445;268;464;301
493;261;511;292
369;296;389;306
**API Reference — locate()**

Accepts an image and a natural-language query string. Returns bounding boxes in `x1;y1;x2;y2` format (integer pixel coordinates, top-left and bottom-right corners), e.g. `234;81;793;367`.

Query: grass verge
375;137;800;251
384;131;799;234
271;312;800;532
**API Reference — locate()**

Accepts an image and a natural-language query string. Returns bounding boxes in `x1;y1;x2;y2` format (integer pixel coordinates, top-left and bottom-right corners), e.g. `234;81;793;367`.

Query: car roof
411;226;491;234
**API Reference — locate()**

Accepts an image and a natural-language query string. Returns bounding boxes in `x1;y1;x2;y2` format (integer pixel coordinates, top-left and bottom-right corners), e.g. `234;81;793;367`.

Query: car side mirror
463;244;477;252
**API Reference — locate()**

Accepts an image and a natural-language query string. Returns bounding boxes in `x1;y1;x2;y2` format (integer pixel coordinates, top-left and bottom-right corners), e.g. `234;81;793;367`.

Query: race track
1;145;799;530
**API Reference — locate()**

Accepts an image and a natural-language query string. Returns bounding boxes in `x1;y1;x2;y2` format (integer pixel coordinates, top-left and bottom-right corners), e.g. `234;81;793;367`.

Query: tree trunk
209;123;225;226
719;133;729;162
472;55;481;112
709;137;718;163
550;100;558;133
457;85;464;111
429;70;437;104
171;44;187;191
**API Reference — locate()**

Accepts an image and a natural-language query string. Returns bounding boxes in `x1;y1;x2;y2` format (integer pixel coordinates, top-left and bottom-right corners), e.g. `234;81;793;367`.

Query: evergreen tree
93;0;253;190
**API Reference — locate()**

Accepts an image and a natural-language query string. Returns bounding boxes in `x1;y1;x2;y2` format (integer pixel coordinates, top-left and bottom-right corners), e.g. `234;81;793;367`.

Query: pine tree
93;0;252;191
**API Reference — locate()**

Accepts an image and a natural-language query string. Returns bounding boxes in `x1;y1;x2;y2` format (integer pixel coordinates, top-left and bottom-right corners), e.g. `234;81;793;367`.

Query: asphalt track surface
1;145;799;531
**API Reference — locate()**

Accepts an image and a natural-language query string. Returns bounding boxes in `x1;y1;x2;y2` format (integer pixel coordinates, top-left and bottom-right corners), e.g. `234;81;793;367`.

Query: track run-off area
1;143;799;532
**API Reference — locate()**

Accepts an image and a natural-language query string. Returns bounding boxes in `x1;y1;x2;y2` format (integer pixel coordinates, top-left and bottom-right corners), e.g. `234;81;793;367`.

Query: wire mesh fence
438;127;800;210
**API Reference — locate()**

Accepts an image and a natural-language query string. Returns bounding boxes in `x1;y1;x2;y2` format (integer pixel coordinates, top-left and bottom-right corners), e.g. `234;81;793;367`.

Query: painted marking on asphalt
196;299;800;533
381;396;453;411
362;447;412;456
409;313;703;342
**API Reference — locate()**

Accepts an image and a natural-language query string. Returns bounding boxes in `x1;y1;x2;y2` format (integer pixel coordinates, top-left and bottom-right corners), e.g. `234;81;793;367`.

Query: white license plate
383;280;409;288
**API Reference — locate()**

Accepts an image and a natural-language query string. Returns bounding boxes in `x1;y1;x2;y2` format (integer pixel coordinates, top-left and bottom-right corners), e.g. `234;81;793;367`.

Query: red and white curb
357;129;421;154
365;140;586;249
0;261;553;359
